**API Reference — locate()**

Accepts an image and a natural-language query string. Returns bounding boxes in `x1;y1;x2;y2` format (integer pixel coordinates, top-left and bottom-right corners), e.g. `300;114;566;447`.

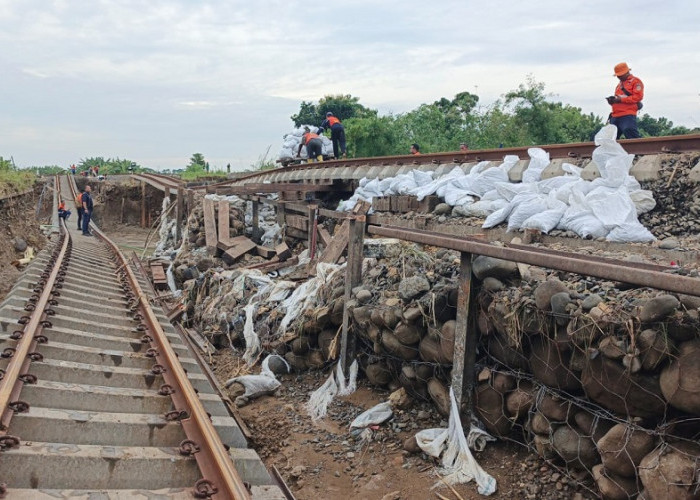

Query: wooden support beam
340;213;366;373
202;197;218;255
252;199;259;236
317;226;332;247
140;181;147;228
276;201;286;227
218;200;230;245
187;189;194;215
176;186;184;244
221;236;257;265
451;252;477;415
318;200;371;264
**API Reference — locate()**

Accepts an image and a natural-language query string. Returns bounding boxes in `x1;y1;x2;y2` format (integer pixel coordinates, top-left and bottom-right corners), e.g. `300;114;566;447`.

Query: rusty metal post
452;251;477;416
340;214;365;372
176;186;184;244
140;181;147;228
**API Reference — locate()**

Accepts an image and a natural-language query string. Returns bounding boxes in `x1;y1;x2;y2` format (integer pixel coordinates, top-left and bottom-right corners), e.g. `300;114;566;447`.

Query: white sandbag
224;355;289;405
521;195;567;233
506;193;548;232
522;148;550;183
495;181;538;201
586;186;637;229
606;221;656;242
629;189;657;215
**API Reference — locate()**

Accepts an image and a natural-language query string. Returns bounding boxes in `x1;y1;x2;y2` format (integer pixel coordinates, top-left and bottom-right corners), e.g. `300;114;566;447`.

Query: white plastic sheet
306;360;359;421
416;388;497;495
224;355;289;405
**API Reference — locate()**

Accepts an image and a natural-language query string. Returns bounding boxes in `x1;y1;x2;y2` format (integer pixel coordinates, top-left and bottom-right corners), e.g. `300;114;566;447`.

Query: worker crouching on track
319;112;347;159
297;127;324;162
57;201;71;220
606;62;644;139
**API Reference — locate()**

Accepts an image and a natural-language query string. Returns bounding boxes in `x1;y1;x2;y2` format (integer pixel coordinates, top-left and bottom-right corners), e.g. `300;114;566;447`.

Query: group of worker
298;62;642;162
57;185;94;236
297;111;347;162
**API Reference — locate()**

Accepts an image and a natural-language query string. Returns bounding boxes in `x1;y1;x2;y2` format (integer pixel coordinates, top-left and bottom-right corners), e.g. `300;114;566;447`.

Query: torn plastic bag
306;360;359;421
418;388;496;495
349;401;393;437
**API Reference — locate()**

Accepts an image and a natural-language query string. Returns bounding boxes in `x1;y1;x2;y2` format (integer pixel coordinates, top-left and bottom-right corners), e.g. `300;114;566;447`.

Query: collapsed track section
0;176;285;499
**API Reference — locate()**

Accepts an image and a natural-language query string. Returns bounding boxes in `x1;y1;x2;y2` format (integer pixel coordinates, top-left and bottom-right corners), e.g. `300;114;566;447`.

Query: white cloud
2;0;700;169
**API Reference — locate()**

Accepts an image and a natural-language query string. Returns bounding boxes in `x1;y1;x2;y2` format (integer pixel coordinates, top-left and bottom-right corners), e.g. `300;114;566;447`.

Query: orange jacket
58;201;66;210
327;116;341;127
303;132;320;145
611;75;644;117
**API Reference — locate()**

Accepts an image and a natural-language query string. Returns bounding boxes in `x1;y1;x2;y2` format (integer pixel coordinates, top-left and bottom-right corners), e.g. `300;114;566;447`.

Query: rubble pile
638;153;700;239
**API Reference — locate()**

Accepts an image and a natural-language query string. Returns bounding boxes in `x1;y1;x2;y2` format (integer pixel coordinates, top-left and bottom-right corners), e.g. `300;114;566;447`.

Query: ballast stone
363;238;402;259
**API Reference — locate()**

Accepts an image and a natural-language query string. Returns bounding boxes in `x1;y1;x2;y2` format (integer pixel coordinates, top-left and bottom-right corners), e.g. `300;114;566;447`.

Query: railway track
126;134;700;193
0;176;285;499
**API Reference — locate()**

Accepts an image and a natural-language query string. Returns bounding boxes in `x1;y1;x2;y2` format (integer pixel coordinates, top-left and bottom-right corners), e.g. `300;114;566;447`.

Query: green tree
344;115;402;157
637;114;697;137
291;94;376;127
0;156;13;171
504;76;603;144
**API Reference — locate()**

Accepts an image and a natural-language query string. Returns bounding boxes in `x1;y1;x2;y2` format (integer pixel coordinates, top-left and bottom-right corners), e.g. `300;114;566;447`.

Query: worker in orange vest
297;127;324;162
606;62;644;139
57;201;71;220
319;112;347;159
410;143;421;155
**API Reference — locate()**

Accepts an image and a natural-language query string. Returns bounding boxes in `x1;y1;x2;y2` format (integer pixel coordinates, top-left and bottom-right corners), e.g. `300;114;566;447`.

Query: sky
2;0;699;172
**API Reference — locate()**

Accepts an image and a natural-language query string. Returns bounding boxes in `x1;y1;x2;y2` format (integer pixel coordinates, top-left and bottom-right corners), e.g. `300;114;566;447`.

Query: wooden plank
319;200;371;264
202;198;218;255
317;226;332;247
340;214;366;373
317;208;347;219
286;214;308;232
275;242;292;261
451;252;477;415
372;196;392;212
285;227;307;240
255;245;276;259
221;236;257;265
217;200;230;245
245;255;298;272
418;195;440;213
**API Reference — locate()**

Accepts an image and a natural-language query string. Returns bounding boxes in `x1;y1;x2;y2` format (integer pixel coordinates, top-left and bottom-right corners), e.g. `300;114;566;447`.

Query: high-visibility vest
327;116;341;127
303;132;320;145
75;193;83;207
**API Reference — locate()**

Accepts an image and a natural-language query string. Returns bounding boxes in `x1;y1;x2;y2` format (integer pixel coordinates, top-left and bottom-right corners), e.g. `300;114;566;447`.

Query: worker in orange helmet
606;62;644;139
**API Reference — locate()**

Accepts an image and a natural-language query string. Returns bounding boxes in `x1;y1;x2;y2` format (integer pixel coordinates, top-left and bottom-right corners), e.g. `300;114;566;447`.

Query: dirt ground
0;185;51;302
211;351;596;500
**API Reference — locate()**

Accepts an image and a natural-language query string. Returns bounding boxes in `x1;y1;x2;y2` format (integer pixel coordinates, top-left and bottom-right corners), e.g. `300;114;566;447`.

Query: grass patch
180;170;229;181
0;170;36;198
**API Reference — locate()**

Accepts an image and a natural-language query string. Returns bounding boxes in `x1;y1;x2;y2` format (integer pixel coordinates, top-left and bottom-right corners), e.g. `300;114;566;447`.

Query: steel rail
131;173;182;192
201;133;700;188
368;224;700;297
67;176;250;499
0;176;70;430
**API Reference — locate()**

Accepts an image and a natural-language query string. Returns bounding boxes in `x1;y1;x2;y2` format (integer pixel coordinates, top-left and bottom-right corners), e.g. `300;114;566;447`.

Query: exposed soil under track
211;351;595;500
0;184;51;301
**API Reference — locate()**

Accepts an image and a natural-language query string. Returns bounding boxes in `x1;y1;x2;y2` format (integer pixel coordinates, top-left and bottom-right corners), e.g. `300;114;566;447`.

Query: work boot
317;155;323;162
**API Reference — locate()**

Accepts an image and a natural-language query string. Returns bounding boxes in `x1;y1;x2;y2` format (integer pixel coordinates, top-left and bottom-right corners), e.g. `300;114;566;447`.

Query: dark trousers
76;208;83;229
610;115;641;139
330;125;346;158
82;211;91;234
307;138;323;160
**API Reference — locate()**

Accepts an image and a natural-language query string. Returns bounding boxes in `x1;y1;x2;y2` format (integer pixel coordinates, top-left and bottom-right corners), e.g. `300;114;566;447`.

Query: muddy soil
211;351;595;500
0;183;51;301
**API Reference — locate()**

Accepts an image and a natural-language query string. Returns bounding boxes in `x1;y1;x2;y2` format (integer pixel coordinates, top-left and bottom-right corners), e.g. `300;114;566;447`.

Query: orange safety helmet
614;62;630;76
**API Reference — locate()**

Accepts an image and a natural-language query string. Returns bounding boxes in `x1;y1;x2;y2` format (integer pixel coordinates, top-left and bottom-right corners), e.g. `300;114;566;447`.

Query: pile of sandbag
277;125;335;161
337;125;658;242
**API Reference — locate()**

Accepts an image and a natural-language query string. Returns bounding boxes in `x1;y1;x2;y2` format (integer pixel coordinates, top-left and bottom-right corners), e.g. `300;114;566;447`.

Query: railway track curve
0;176;285;499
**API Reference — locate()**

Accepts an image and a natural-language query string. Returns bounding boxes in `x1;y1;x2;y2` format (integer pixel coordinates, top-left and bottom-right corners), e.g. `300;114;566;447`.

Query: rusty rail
0;176;69;435
67;176;250;499
204;133;700;188
368;224;700;297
